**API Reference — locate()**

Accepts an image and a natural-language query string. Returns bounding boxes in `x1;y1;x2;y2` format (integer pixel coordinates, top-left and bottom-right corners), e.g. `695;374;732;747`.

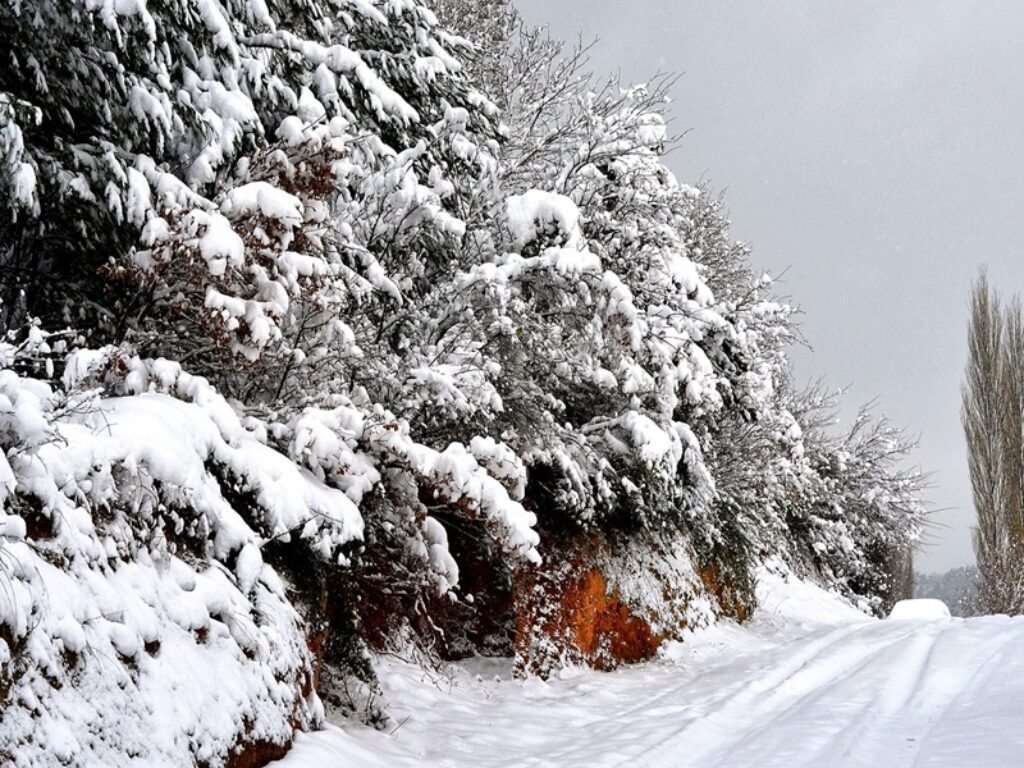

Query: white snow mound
888;598;951;620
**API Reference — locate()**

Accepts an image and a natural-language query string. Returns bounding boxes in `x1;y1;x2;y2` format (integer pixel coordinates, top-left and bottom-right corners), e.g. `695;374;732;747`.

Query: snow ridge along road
276;580;1024;767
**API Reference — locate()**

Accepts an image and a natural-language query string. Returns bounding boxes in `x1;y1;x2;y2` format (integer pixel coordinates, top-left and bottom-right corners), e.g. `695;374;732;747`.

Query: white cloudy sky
515;0;1024;572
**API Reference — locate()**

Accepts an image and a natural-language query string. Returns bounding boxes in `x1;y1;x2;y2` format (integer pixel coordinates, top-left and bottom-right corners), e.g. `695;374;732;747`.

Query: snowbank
0;374;359;765
752;565;871;631
888;598;952;621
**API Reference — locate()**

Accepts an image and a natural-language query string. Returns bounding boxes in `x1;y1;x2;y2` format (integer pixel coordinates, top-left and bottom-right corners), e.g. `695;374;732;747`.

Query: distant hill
915;566;980;616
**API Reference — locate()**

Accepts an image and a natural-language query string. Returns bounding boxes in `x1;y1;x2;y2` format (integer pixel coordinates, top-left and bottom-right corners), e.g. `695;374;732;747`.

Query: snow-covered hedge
0;341;340;765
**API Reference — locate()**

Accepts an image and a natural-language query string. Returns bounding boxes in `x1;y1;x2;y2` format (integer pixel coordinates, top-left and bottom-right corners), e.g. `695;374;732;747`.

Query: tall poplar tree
963;272;1024;613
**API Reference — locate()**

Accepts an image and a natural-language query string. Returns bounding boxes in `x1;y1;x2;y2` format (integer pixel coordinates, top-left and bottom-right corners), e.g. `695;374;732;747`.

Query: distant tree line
914;566;981;617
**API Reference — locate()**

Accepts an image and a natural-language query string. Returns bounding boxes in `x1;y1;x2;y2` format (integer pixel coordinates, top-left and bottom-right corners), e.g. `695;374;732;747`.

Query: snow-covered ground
275;574;1024;767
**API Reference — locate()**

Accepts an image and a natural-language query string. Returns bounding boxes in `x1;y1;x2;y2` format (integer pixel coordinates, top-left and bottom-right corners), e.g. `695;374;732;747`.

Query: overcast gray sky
515;0;1024;572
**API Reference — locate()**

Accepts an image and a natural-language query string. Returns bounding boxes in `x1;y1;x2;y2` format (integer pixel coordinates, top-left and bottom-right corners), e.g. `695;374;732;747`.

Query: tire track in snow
714;622;933;767
888;620;1024;768
611;622;867;725
773;620;952;768
709;618;1015;768
617;622;924;768
526;625;867;768
667;617;1023;768
817;619;1023;768
275;615;1024;768
539;621;871;766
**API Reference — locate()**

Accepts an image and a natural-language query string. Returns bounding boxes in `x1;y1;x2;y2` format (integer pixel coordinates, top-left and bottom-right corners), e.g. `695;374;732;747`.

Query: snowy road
622;616;1024;768
276;586;1024;767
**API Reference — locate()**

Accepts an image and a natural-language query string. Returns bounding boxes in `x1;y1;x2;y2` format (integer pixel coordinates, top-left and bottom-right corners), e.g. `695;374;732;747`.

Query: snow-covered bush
0;0;498;347
431;0;924;619
782;386;926;613
0;337;355;765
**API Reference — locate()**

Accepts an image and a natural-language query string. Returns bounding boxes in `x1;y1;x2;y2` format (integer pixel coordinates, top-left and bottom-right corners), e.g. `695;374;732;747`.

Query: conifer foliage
0;0;925;764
